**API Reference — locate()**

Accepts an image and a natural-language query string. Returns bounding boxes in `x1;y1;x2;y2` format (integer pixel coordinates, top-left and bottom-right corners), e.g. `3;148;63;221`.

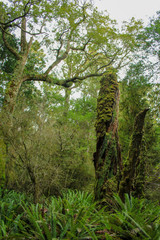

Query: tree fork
118;108;149;202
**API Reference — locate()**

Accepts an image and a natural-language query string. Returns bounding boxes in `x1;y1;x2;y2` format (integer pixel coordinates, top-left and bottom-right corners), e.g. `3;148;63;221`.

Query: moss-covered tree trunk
118;108;149;202
93;70;122;201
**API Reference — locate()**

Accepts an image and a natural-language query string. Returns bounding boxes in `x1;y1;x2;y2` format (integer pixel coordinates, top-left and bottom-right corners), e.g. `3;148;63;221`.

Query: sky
94;0;160;25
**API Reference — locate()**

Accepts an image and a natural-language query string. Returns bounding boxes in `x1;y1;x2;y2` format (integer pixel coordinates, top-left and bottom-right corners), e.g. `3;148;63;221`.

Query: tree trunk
27;165;39;203
118;108;149;202
3;57;27;114
93;70;122;201
0;55;29;188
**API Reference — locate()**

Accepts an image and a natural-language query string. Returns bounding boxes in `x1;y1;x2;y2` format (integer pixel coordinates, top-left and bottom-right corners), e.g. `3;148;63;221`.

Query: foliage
141;11;160;62
4;82;96;200
0;189;111;239
109;194;160;240
119;61;151;158
1;189;160;239
0;189;29;239
118;61;160;200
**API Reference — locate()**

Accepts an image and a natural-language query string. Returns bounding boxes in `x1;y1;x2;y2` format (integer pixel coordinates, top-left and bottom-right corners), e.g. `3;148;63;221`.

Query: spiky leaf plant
108;194;160;240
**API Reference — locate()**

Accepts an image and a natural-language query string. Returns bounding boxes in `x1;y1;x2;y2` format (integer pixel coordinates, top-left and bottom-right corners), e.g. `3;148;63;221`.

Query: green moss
95;71;118;139
94;70;119;200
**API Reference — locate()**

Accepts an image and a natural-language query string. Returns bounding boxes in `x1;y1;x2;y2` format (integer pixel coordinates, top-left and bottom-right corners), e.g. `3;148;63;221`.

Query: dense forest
0;0;160;239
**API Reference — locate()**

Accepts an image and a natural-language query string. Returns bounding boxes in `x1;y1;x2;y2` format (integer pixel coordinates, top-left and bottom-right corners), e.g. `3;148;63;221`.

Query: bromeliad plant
20;190;111;240
109;194;160;240
1;189;160;240
0;189;29;239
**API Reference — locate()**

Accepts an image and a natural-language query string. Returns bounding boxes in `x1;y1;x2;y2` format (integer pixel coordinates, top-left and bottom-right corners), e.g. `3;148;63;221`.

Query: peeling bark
118;108;149;202
93;70;122;201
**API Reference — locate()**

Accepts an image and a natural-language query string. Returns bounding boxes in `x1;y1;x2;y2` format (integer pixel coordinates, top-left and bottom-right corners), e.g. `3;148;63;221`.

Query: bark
93;70;122;201
118;108;149;202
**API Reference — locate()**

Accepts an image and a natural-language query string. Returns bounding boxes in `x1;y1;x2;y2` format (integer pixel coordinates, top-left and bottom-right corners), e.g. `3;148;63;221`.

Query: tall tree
0;0;142;188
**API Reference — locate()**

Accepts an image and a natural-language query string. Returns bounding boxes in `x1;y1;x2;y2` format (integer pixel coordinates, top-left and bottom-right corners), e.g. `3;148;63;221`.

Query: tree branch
44;43;70;76
1;27;21;60
70;38;91;51
23;70;107;88
21;17;27;53
44;8;87;76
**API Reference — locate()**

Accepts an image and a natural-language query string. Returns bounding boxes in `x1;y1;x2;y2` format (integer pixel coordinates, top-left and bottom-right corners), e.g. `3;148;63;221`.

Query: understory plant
108;194;160;240
0;189;160;240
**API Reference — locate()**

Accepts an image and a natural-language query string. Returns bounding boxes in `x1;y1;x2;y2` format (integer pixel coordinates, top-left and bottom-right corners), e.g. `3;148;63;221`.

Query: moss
94;70;119;201
95;71;118;139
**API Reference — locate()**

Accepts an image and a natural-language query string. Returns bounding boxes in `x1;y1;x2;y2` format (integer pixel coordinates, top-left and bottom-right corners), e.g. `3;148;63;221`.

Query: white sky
94;0;160;25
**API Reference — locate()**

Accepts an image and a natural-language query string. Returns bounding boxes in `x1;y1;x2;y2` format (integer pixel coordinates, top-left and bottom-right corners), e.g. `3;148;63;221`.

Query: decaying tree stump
93;70;122;201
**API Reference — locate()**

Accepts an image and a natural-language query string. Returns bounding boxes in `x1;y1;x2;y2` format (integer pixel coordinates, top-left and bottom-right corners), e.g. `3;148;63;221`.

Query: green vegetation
0;0;160;239
0;189;160;239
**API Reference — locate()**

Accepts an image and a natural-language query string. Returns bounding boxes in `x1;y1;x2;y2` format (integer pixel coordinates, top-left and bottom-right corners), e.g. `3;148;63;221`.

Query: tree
141;11;160;71
0;0;142;188
0;0;138;114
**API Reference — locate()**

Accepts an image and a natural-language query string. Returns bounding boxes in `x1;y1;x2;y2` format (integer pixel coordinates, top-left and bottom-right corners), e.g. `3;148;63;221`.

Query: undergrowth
0;189;160;239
